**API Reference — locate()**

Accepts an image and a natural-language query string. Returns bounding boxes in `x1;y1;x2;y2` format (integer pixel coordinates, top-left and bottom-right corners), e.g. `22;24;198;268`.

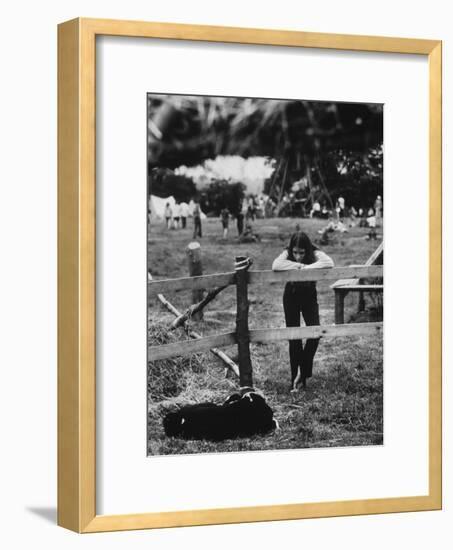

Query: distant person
173;202;181;229
236;208;245;236
359;208;368;228
367;214;377;240
348;205;358;227
310;201;321;218
164;202;172;230
238;222;260;243
317;214;347;244
220;207;230;239
337;196;346;219
320;204;329;219
279;194;291;217
272;232;334;390
180;201;189;229
265;197;276;218
192;201;202;239
374;195;383;226
246;196;256;221
257;196;265;218
288;192;296;216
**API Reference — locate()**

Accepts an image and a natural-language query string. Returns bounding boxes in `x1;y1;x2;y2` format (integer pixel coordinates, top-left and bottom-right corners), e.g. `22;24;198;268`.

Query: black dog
163;392;278;442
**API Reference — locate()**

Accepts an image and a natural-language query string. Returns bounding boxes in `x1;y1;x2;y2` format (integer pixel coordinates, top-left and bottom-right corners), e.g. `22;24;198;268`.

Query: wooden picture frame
58;18;442;533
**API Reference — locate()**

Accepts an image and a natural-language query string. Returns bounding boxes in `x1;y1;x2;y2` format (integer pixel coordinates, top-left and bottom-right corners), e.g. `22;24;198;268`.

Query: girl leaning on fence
272;232;334;391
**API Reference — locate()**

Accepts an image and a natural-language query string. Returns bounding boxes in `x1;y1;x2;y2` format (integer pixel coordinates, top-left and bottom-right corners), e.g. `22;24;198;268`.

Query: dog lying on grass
163;391;278;442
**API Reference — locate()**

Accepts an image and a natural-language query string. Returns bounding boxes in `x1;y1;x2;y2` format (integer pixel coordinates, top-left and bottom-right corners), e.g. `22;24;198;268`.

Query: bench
331;242;383;324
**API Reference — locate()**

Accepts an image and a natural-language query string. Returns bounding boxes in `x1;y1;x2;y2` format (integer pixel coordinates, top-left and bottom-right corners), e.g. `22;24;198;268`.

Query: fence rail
148;265;383;295
149;332;237;361
149;322;383;361
249;322;383;343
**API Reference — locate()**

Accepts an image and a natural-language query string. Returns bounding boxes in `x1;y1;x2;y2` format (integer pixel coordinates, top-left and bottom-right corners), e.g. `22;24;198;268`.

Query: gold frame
58;18;442;533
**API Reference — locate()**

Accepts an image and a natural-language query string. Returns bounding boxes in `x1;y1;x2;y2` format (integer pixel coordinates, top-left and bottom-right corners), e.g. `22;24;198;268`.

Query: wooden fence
148;264;383;388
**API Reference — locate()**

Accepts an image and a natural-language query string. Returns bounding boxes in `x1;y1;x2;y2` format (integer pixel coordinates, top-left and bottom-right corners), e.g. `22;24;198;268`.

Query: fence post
358;291;366;312
235;256;253;390
187;242;203;320
334;290;345;324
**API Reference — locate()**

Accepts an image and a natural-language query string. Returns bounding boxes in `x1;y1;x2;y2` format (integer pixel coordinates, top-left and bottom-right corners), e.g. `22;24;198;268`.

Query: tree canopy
147;95;383;210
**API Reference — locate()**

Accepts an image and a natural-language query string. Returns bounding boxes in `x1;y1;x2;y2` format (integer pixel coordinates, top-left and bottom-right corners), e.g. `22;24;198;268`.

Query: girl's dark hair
287;232;318;264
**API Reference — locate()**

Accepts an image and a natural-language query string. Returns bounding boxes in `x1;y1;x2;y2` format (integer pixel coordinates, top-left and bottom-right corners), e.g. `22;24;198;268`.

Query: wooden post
334;290;346;324
358;291;366;312
235;256;253;390
186;242;203;320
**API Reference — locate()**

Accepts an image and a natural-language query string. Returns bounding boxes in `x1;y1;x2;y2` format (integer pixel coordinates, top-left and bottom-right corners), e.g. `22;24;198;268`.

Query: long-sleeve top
180;202;189;217
272;249;334;271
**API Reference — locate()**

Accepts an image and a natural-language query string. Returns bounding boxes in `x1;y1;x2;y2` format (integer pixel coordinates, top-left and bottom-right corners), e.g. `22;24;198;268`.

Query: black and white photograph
147;93;383;456
3;0;448;542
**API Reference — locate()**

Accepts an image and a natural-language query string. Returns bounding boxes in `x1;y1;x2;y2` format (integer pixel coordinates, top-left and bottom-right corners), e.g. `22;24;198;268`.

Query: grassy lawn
148;216;383;456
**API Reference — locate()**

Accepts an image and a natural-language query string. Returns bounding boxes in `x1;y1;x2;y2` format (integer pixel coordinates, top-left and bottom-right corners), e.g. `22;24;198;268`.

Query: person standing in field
180;201;189;229
336;195;346;219
310;201;321;218
367;213;377;240
164;202;172;230
272;232;334;390
192;201;202;239
220;207;230;239
173;202;181;229
236;208;245;236
374;195;383;227
247;196;256;221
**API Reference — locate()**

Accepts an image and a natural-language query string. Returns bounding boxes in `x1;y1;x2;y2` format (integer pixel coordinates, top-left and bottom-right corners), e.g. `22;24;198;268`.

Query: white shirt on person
367;216;377;228
272;249;334;271
180;202;189;217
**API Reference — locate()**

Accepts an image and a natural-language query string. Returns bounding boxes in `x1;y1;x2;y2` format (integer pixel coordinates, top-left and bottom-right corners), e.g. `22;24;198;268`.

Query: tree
148;95;383;168
319;146;383;208
200;180;246;216
147;95;383;212
148;168;196;202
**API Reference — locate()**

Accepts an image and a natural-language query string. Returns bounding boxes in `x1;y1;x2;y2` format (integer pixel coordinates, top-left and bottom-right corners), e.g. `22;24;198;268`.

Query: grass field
147;216;383;456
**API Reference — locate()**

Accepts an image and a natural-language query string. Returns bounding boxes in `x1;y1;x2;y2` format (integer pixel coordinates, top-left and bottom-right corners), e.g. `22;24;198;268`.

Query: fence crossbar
248;265;383;284
250;322;382;342
148;265;383;295
149;332;237;361
149;322;383;361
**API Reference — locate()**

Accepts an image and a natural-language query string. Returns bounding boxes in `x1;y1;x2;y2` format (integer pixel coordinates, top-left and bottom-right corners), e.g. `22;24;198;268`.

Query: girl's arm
272;249;334;271
272;250;303;271
303;250;335;269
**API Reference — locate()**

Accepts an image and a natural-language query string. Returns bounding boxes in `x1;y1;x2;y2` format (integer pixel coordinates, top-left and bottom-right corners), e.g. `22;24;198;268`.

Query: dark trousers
181;216;187;229
193;216;202;238
237;214;244;235
283;283;320;384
